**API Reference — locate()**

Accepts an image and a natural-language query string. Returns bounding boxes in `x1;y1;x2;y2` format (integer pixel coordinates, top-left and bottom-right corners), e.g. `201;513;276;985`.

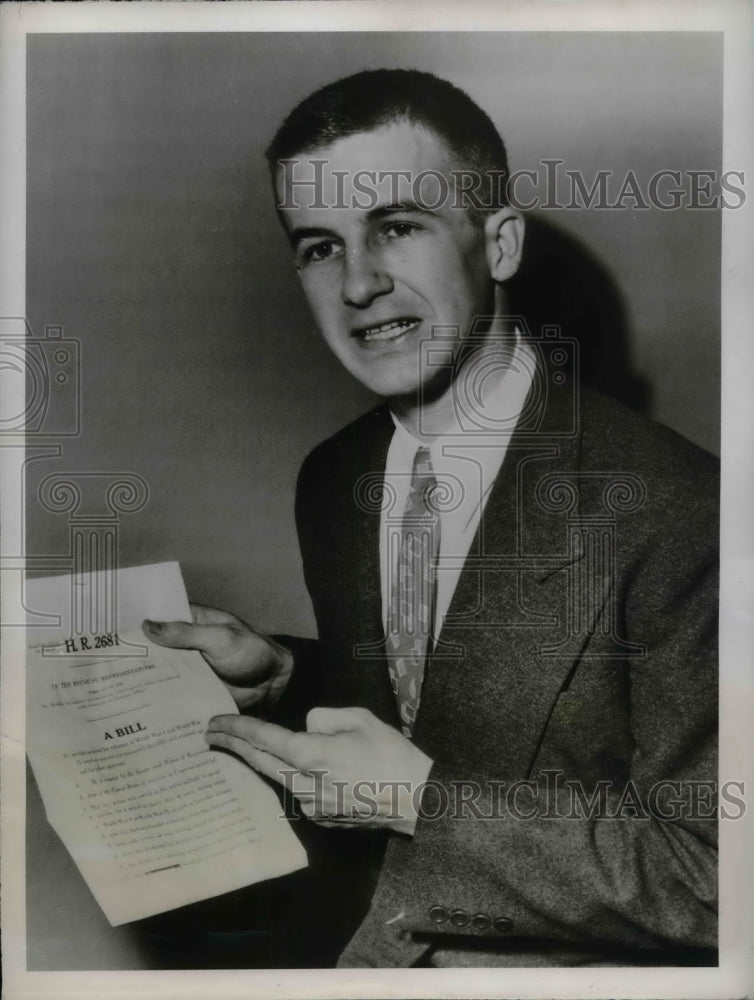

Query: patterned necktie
386;446;440;737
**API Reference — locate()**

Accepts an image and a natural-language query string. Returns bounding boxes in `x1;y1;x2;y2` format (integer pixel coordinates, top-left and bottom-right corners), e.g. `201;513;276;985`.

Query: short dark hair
265;68;510;213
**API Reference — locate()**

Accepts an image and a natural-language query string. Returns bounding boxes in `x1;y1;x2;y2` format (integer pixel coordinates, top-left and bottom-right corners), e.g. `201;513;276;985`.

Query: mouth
352;317;422;344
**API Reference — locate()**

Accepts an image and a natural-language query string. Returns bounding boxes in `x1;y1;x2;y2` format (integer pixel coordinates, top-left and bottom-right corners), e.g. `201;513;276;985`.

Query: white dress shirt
379;332;536;642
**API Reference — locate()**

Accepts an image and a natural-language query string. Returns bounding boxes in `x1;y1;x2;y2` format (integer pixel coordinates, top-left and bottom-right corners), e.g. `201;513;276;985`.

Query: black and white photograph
1;2;752;998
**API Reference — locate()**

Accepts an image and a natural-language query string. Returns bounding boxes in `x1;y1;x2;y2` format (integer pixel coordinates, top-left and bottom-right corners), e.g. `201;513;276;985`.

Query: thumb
306;706;375;735
189;604;243;628
142;619;234;658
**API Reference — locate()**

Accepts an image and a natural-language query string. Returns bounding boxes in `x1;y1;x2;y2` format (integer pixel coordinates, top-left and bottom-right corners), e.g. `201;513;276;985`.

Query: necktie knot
413;445;433;478
407;447;439;521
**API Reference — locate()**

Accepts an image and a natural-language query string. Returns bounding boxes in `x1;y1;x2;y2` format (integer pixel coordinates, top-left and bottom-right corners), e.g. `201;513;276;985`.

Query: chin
355;365;454;404
346;361;416;398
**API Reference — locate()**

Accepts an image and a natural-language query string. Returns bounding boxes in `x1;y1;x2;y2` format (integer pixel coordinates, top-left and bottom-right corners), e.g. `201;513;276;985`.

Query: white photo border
1;2;752;998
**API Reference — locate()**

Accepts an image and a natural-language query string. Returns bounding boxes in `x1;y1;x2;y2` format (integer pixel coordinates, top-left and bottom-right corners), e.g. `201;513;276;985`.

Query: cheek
300;271;345;324
461;236;493;286
439;257;492;318
417;233;490;303
462;261;495;320
400;244;459;299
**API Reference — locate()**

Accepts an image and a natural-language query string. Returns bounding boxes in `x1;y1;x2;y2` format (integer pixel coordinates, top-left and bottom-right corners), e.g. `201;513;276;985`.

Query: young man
145;70;718;967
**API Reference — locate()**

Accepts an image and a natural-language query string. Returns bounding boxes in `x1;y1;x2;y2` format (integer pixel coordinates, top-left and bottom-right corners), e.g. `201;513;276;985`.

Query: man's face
276;121;495;399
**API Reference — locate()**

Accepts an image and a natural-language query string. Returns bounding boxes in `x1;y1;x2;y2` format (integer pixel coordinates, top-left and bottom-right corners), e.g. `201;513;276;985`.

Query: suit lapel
412;380;606;777
324;406;401;725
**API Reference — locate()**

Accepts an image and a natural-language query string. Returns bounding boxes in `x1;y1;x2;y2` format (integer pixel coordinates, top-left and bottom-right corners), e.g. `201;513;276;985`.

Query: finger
306;706;375;734
207;714;308;768
223;683;269;711
294;792;356;827
142;619;237;656
311;818;362;829
205;731;295;785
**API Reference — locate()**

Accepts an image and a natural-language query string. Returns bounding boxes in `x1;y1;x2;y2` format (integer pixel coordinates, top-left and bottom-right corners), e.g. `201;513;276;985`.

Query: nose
341;246;393;308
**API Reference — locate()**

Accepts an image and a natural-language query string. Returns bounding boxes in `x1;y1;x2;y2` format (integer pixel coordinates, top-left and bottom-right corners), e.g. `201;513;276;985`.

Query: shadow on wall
508;213;651;415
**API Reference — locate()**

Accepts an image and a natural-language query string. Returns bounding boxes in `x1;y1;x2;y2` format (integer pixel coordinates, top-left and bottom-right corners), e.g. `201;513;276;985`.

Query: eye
382;221;420;239
299;240;343;265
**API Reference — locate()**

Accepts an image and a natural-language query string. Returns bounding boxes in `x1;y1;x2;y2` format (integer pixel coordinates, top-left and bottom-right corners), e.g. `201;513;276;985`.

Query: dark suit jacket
280;379;718;968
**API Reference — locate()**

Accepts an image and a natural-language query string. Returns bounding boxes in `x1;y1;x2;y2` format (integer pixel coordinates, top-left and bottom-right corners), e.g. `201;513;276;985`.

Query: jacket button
493;916;513;933
428;905;448;924
471;913;491;930
450;909;470;927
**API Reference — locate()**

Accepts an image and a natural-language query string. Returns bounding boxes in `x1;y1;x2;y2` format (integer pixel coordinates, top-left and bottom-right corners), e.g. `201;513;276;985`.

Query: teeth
361;319;418;341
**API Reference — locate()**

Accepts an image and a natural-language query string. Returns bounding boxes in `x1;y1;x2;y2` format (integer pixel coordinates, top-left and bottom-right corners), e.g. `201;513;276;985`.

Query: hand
142;604;293;713
205;706;433;835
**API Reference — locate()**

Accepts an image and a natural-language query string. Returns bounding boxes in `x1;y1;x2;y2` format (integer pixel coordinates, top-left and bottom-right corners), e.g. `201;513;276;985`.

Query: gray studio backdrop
25;32;721;969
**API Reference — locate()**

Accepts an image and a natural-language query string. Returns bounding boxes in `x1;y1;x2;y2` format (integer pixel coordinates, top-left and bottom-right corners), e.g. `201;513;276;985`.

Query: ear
484;207;525;282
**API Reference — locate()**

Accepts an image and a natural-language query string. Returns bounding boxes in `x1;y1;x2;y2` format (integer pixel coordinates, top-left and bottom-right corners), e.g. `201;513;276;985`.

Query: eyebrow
286;201;437;249
287;226;337;249
368;201;437;220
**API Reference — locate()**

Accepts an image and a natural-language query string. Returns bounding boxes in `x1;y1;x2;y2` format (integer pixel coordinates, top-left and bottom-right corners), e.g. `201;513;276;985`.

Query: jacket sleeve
339;484;719;965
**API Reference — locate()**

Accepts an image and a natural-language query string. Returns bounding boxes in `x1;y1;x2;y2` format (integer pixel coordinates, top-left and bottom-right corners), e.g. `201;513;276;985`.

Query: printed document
25;561;307;926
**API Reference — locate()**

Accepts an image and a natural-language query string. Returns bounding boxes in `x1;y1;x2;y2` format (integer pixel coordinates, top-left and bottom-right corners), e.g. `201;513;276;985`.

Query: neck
390;381;462;440
390;304;518;440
